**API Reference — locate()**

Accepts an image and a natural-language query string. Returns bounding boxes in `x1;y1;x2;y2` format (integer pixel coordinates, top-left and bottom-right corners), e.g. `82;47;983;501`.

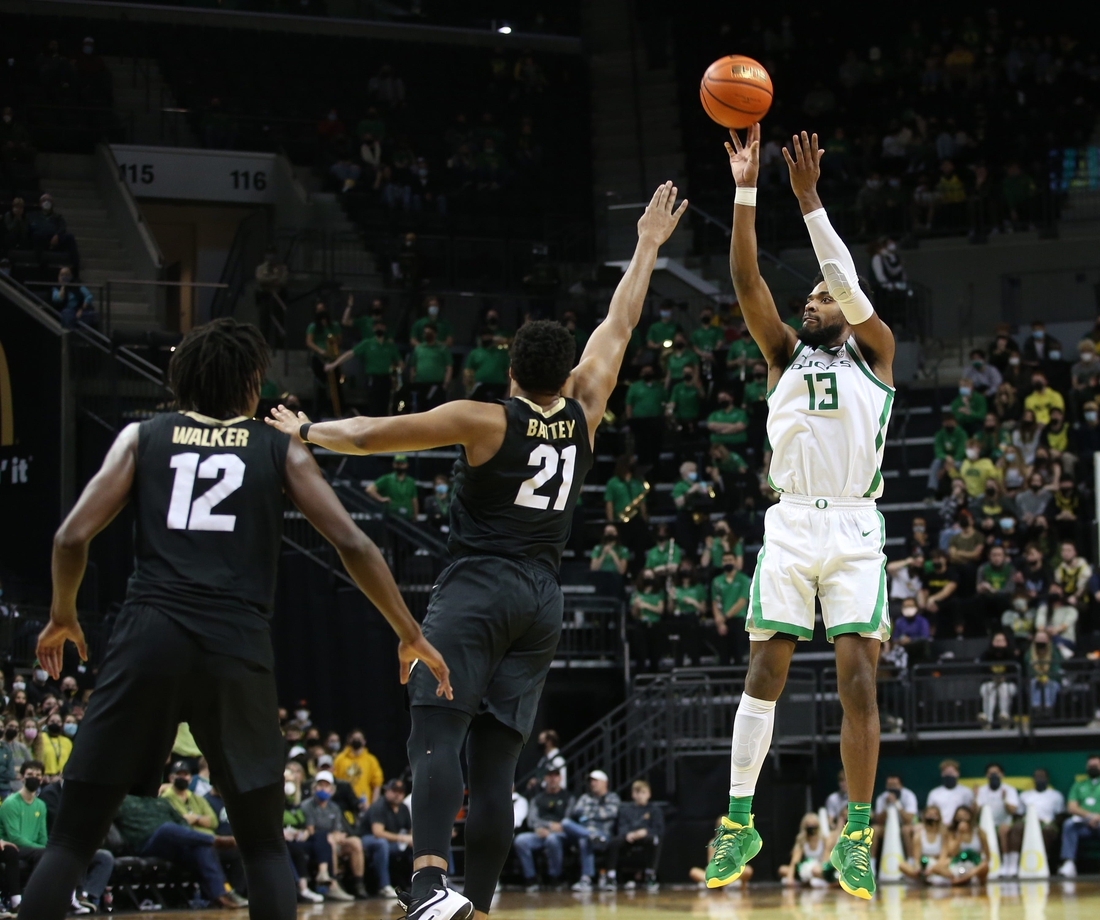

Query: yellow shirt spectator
1024;385;1065;426
333;733;384;802
959;457;1001;498
35;728;72;777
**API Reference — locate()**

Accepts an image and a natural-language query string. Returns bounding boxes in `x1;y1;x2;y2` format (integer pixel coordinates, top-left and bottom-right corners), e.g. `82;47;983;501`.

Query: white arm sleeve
803;208;874;325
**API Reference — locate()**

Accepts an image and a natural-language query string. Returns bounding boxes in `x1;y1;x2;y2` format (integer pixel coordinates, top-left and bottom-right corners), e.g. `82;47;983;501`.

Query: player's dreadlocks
168;318;269;419
509;319;576;395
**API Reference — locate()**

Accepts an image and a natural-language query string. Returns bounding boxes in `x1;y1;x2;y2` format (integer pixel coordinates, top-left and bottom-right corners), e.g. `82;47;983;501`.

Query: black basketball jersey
123;411;289;667
448;396;594;572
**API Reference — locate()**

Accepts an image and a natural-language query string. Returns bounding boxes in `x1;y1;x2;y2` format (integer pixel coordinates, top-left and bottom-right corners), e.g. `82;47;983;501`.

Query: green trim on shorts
750;536;815;640
825;509;890;639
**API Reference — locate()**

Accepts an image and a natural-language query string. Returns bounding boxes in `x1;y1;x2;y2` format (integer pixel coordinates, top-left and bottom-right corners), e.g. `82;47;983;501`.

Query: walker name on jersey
171;426;251;448
790;358;851;371
525;418;577;440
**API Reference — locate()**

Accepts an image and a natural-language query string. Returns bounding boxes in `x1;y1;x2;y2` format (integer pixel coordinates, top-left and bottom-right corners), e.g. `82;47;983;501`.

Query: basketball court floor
130;879;1100;918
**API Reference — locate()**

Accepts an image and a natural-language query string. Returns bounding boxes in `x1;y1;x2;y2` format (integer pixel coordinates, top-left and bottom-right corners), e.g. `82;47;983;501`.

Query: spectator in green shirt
482;309;513;346
691;309;724;368
341;293;388;341
645;303;679;350
928;413;967;496
630;569;665;673
672;460;715;554
367;455;420;519
463;328;511;401
409;324;453;412
424;474;452;532
603;457;647;524
305;300;343;410
590;525;631;575
327;319;403;417
563;309;589;355
1060;753;1100;876
743;362;768;406
708;552;751;664
727;327;763;379
706;444;752;512
644;524;681;576
951;378;988;433
669;366;705;423
625;367;667;464
705;391;749;446
664;333;699;386
409;295;454;347
0;759;47;897
671;562;708;667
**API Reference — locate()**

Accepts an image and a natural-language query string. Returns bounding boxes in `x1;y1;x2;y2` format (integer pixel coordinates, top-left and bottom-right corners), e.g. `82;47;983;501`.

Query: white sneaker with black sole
399;878;473;920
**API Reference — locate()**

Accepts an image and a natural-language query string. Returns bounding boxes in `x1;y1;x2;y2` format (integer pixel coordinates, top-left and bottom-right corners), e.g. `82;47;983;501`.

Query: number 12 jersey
765;336;894;500
448;396;594;572
125;411;289;667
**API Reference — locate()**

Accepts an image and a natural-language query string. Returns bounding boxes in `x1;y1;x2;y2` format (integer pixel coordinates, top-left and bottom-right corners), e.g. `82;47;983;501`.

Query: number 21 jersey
125;411;289;666
449;396;594;572
766;336;894;499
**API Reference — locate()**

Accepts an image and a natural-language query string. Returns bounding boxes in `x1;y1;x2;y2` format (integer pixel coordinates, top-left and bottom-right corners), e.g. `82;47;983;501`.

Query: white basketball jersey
766;336;894;499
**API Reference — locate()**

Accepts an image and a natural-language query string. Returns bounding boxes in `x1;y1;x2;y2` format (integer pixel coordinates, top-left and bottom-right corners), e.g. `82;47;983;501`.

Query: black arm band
299;423;313;444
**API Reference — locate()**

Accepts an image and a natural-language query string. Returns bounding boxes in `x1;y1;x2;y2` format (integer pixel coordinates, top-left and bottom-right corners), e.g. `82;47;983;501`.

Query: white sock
1005;852;1019;875
729;693;776;796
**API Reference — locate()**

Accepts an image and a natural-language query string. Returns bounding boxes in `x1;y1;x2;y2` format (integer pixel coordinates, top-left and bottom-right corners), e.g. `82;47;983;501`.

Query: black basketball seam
703;73;774;101
701;81;770;116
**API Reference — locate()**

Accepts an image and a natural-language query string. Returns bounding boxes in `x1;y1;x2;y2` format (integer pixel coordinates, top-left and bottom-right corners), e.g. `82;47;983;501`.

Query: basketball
699;54;773;128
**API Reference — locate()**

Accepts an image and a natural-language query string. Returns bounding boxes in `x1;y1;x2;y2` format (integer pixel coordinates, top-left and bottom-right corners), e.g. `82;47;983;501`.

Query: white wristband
734;187;758;207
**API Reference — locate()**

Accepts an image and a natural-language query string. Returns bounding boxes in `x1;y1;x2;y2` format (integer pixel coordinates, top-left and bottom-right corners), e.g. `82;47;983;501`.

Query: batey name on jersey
525;418;578;441
172;425;251;448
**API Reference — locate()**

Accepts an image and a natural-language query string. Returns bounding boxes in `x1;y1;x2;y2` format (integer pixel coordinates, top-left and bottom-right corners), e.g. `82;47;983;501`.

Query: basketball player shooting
702;128;894;900
268;180;687;920
23;319;451;920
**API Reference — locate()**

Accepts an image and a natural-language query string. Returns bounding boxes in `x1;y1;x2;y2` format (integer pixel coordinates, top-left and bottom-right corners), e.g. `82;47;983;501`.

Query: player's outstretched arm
784;131;895;378
283;439;453;699
38;423;141;677
267;399;503;459
570;181;687;438
725;124;797;367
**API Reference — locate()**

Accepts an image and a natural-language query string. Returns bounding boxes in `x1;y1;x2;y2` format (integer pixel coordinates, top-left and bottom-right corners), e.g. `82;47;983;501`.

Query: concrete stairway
584;0;691;260
103;56;199;148
39;171;152;328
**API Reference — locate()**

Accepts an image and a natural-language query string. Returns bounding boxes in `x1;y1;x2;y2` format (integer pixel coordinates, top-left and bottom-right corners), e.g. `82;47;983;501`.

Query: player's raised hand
637;180;689;246
724;123;760;187
267;404;312;440
36;616;88;681
398;634;454;700
782;131;824;201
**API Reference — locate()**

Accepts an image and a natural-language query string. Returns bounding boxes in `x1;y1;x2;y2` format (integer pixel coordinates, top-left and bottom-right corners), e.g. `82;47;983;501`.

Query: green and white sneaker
830;827;876;900
704;816;762;888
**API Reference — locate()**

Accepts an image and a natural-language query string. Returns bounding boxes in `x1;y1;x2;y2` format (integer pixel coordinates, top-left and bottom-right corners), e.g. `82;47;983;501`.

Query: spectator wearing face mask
645;302;680;353
1058;754;1100;878
1005;768;1063;876
24;667;56;710
704;390;749;451
951;379;988;433
928;413;967;498
1070;340;1100;399
1022;321;1060;368
333;730;384;806
667;364;705;431
1024;374;1064;426
590;525;631;576
891;598;930;662
977;764;1022;856
920;549;959;636
3;720;30;794
664;332;698;387
971;544;1017;628
301;770;364;900
463;327;510;402
630;569;665;674
872;773;918;861
925;760;974;823
367;455;419;520
326;318;403;418
407;324;453;412
423;474;453;532
159;762;218;835
709;552;750;665
958;439;1001;499
963;350;1003;396
1053;540;1091;608
691;309;723;374
34;715;70;781
625;367;667;466
409;296;453;348
0;760;47;903
29;194;79;277
887;547;924;608
1074;402;1100;484
1016;474;1052;536
672;461;713;552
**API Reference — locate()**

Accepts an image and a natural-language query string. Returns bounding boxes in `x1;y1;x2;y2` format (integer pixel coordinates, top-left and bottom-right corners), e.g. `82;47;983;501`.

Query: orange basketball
699;55;773;129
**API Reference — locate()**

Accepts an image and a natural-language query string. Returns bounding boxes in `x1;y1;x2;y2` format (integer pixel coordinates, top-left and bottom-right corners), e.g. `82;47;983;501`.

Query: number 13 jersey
449;396;593;572
766;336;894;500
125;411;289;667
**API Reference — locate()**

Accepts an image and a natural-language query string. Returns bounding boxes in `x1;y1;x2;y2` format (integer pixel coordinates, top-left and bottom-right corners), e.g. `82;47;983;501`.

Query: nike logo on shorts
861;530;873;537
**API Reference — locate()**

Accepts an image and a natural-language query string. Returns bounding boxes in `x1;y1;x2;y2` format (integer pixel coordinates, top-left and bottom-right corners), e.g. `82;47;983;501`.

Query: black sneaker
400;878;473;920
